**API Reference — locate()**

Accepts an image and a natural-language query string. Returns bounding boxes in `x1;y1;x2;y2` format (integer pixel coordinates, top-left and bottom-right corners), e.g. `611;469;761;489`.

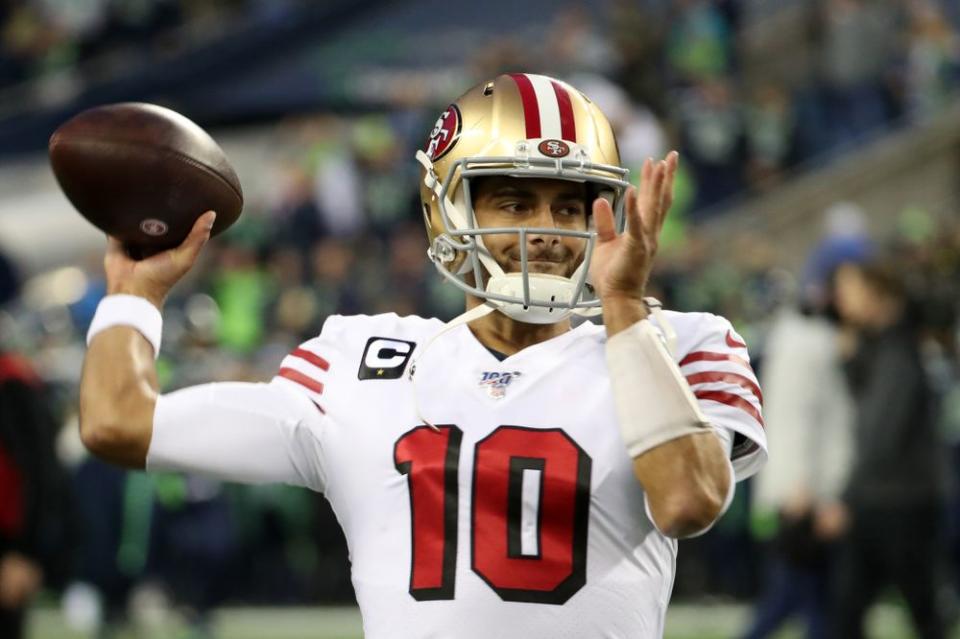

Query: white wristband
86;294;163;358
606;319;709;458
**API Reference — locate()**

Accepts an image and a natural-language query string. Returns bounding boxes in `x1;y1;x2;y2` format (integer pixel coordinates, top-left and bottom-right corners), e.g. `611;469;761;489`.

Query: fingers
104;236;131;269
622;160;646;241
106;236;124;253
648;159;667;233
593;195;618;243
630;152;679;240
628;157;662;240
176;210;216;262
658;151;679;229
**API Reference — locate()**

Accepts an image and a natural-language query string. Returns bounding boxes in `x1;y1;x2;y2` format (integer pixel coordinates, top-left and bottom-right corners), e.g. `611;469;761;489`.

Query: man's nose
527;205;559;245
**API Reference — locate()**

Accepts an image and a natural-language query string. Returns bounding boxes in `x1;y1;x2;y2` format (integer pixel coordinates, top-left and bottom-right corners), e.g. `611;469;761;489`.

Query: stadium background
1;0;959;637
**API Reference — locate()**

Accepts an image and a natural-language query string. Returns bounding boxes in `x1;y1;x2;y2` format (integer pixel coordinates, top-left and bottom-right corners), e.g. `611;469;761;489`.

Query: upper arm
148;380;329;490
147;322;344;490
673;314;767;481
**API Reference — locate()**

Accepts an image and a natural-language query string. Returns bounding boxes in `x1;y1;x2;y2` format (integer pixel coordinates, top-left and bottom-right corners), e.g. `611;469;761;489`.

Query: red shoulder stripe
686;371;763;405
291;348;330;371
680;351;753;371
694;390;765;428
278;367;324;394
725;330;748;349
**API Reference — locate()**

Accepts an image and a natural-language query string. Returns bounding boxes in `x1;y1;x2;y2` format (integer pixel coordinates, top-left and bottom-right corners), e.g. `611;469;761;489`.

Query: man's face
470;176;589;278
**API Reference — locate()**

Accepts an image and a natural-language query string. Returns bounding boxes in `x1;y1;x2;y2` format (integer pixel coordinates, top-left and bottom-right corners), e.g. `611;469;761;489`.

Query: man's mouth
506;257;569;275
509;256;564;264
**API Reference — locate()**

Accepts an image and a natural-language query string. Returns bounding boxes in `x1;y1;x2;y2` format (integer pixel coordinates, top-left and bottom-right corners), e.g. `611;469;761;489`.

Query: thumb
105;235;125;260
177;211;216;262
593;197;616;243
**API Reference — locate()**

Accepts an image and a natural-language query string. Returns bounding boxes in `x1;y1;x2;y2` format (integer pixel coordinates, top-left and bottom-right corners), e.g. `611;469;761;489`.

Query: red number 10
394;425;591;605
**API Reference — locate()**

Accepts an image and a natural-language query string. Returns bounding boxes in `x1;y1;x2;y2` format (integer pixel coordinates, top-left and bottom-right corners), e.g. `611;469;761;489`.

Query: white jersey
148;311;766;639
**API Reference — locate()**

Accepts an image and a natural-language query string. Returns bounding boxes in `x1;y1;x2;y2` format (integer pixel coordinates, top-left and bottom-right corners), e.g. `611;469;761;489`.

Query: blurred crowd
1;0;960;637
0;0;304;89
1;0;959;211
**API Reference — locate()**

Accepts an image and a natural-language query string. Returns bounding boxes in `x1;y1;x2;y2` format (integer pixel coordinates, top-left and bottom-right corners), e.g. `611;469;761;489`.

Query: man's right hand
105;210;216;309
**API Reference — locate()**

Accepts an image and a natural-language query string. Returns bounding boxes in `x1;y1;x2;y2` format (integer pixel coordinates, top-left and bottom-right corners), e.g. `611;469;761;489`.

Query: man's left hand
590;151;678;304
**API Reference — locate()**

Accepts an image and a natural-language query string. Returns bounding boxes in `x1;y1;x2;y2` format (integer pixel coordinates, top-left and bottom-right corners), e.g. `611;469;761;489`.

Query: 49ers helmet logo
425;105;461;161
538;139;570;158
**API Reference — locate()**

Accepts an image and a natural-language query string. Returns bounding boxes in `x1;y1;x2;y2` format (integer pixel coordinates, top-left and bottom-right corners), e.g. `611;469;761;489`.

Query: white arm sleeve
147;380;328;491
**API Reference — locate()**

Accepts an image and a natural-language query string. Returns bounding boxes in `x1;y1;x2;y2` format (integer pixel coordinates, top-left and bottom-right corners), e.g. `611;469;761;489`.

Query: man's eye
556;206;583;216
500;202;527;213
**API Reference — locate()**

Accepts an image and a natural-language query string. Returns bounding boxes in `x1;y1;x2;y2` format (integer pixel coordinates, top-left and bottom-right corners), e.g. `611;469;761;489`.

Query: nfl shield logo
478;371;522;399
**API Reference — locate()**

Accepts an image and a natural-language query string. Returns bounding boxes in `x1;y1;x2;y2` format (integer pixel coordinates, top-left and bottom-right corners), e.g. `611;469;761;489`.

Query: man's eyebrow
484;186;586;200
485;186;535;198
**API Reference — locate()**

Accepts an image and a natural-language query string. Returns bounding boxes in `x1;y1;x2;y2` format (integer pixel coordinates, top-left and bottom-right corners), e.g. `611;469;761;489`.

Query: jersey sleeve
271;333;334;413
148;380;328;490
675;314;768;481
147;318;347;491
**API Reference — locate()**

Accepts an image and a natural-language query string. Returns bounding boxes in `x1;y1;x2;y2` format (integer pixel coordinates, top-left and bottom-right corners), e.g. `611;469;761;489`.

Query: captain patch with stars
358;337;417;380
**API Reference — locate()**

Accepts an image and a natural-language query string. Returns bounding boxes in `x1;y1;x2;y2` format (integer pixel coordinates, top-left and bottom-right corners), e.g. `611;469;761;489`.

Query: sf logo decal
537;139;570;158
425;105;461;161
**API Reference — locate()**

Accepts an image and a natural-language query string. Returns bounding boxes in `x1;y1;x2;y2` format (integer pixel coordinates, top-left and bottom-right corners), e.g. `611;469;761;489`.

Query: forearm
633;430;731;537
604;300;733;537
78;214;215;468
79;326;158;468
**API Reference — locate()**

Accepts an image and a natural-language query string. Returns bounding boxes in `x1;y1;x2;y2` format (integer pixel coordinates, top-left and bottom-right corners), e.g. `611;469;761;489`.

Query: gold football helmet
416;73;630;324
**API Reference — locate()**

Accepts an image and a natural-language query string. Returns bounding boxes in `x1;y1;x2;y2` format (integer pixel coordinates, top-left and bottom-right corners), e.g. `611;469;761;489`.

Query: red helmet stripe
551;80;577;141
509;73;541;139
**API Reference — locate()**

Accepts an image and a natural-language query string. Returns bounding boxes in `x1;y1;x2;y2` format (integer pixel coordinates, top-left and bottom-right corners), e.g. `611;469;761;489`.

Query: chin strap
643;297;677;355
408;302;498;430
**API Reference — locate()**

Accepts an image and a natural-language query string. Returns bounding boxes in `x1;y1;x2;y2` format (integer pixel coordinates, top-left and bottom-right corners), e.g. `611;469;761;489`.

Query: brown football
49;102;243;256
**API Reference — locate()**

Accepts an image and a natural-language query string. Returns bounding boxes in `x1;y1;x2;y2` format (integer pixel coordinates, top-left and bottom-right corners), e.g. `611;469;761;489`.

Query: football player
79;74;766;638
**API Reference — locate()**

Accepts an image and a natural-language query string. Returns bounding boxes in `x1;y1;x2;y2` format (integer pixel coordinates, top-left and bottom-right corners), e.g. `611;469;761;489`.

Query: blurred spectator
0;349;74;638
814;0;903;151
544;5;616;77
308;236;362;319
800;202;872;305
743;82;798;189
147;473;237;636
209;239;270;354
831;257;949;639
312;139;366;238
666;0;736;84
902;0;960;120
69;462;238;638
68;460;158;636
675;76;746;213
353;116;413;235
608;0;668;115
274;163;327;255
741;235;863;639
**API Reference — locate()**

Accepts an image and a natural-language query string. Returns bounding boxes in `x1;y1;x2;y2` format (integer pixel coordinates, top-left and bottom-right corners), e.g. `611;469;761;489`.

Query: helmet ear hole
483;82;494;96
